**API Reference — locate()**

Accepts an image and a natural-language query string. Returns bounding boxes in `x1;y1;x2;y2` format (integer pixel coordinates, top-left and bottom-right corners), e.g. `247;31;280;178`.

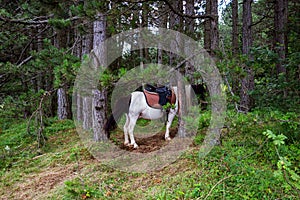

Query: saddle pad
143;89;176;109
143;90;161;109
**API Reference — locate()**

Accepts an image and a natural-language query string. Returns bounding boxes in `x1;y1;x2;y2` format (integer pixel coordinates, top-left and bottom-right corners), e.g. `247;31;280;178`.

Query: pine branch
0;15;80;25
114;0;214;20
161;0;214;20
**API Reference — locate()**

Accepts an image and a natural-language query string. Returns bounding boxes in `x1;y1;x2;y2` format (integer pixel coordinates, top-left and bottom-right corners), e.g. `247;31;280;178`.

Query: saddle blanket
143;89;176;109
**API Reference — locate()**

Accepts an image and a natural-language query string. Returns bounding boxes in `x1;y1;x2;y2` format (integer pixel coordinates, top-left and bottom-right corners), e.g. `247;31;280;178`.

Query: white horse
105;86;179;149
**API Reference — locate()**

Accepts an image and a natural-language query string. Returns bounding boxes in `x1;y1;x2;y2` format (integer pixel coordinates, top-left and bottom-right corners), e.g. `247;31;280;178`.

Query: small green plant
162;102;175;110
64;178;104;199
263;129;287;146
262;130;300;196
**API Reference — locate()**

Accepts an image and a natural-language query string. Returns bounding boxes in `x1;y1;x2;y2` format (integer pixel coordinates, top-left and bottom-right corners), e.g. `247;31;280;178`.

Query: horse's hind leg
165;110;176;141
123;114;130;146
127;113;139;149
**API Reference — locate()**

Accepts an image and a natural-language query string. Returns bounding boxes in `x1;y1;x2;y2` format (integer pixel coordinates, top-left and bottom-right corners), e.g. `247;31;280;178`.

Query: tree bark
79;2;94;128
83;96;93;130
211;0;219;54
185;0;195;37
57;88;70;120
204;0;219;56
73;20;82;58
76;93;83;122
169;0;187;137
92;11;108;141
232;0;239;56
92;89;107;141
240;0;254;112
142;2;149;61
157;1;167;64
184;0;196;83
54;26;72;119
204;0;211;51
177;75;187;138
169;0;183;66
274;0;288;76
81;21;93;57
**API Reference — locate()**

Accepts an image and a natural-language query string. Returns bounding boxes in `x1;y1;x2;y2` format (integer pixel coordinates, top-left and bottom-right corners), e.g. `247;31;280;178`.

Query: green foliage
149;109;299;199
162;102;176;110
29;40;80;89
0;39;80;120
1;0;300;198
263;129;287;146
48;18;72;29
262;129;300;195
64;179;103;199
0;118;75;170
1;107;300;199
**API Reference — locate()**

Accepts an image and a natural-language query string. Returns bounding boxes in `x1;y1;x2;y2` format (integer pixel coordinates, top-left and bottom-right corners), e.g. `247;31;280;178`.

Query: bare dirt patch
111;127;178;153
2;164;78;200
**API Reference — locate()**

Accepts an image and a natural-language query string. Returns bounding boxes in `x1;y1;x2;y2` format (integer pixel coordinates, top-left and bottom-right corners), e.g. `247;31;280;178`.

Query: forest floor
0;113;299;199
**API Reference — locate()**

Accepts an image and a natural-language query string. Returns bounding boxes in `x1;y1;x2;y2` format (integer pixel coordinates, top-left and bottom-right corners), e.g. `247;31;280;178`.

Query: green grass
0;110;299;199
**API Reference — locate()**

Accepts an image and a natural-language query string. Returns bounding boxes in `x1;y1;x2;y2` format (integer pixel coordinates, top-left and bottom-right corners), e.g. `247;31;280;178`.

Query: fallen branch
223;74;243;113
201;175;234;200
27;90;55;149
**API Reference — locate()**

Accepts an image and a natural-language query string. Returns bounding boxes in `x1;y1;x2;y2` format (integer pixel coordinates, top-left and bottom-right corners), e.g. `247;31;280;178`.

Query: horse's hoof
133;143;139;149
124;142;130;146
165;137;171;141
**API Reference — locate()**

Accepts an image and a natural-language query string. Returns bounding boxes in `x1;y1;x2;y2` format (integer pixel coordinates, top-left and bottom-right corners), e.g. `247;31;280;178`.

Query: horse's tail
105;95;131;138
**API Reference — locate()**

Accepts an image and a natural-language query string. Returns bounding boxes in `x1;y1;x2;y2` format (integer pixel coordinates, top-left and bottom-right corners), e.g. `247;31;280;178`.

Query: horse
105;85;179;149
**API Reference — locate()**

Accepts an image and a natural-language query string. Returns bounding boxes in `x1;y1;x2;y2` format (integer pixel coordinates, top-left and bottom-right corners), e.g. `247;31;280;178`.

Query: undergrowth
0;109;299;199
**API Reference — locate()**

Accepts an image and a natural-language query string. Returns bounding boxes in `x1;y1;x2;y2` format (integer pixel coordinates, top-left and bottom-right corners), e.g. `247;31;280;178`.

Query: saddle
141;84;176;109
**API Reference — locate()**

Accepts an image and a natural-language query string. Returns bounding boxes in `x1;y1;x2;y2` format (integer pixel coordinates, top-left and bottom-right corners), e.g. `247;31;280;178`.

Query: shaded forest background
0;0;300;199
1;0;299;122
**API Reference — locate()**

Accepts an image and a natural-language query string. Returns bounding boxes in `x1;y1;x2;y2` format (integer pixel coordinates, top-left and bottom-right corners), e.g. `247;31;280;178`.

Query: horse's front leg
128;114;139;149
123;114;130;146
165;109;176;141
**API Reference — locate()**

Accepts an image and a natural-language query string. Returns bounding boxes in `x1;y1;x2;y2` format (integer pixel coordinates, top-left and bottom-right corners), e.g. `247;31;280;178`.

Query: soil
3;164;79;200
111;127;178;153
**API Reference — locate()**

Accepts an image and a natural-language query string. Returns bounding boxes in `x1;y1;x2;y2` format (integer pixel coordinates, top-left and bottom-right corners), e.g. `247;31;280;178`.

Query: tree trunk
211;0;219;54
204;0;211;52
142;2;149;61
57;88;70;120
54;27;72;119
169;0;187;137
169;0;183;66
240;0;254;112
185;0;195;37
232;0;239;56
177;76;187;138
73;20;82;58
76;93;83;122
92;89;107;141
157;1;167;64
79;2;93;128
204;0;219;56
274;0;288;88
184;0;196;83
92;11;108;141
81;21;93;57
242;0;252;55
83;96;93;130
